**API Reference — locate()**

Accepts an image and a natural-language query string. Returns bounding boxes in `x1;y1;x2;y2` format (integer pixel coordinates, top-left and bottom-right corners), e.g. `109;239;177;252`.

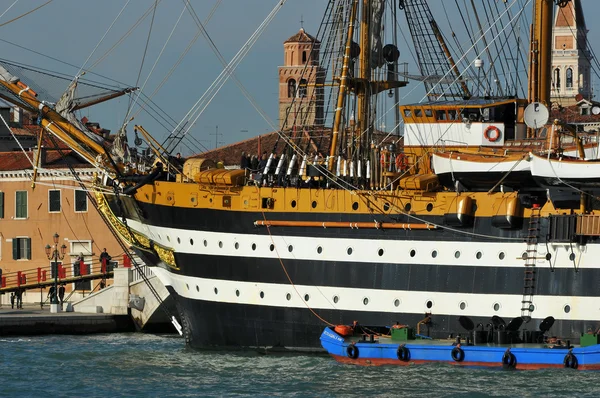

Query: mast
530;0;562;105
357;0;371;138
329;0;358;163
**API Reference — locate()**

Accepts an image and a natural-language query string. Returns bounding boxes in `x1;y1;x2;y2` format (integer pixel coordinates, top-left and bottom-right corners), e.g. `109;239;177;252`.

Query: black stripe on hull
170;289;590;349
110;195;531;242
174;253;599;297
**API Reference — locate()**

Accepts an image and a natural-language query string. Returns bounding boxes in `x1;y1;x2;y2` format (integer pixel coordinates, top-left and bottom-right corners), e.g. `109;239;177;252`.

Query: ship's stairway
521;206;541;321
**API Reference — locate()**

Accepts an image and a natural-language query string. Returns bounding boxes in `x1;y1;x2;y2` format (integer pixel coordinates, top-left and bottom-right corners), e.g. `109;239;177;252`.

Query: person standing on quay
58;284;66;309
15;289;23;309
10;292;14;309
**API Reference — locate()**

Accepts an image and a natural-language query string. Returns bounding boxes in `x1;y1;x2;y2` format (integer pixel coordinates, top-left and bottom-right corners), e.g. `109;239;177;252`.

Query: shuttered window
15;191;27;219
12;237;31;260
49;190;61;212
0;191;4;219
75;190;87;212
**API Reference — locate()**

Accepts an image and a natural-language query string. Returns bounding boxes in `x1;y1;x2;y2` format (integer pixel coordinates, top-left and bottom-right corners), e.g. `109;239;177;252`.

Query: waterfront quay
0;303;134;335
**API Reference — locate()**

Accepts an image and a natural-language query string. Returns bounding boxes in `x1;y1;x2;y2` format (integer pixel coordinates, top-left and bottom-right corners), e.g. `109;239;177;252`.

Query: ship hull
115;193;600;349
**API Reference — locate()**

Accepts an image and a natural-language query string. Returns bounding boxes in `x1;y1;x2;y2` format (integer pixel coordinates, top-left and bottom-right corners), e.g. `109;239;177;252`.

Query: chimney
33;146;46;167
11;106;22;127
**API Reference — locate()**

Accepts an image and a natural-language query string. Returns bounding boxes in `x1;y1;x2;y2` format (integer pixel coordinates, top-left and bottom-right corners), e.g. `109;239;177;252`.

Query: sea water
1;333;598;397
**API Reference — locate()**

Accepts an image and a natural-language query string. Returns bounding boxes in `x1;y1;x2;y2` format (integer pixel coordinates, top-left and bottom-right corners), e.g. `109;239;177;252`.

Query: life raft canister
484;126;501;142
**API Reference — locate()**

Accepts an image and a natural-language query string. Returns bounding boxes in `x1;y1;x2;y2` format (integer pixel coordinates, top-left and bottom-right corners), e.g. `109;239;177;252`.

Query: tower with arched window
550;0;592;106
278;28;325;130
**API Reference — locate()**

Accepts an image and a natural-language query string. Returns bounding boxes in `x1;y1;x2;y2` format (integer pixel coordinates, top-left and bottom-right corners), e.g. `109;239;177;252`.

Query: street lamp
45;232;66;313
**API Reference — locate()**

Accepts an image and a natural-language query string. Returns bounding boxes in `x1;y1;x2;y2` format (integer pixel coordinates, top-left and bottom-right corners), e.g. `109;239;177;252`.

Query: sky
1;0;599;156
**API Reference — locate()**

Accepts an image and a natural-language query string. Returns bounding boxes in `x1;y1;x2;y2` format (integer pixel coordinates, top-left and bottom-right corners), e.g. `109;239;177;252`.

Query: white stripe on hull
126;218;593;270
431;153;530;174
152;268;597;323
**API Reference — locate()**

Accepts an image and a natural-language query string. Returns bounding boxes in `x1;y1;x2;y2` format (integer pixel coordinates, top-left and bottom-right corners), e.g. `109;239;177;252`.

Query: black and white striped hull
115;201;600;349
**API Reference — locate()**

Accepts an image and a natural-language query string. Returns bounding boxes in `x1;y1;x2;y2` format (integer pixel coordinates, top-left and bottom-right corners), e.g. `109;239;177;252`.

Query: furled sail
370;0;386;69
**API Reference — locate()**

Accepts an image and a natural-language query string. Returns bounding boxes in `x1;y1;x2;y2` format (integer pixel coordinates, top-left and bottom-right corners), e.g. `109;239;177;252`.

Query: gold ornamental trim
93;188;178;270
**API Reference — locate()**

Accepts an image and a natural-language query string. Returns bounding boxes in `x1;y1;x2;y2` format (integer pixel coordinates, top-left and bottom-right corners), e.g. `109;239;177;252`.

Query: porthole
459;301;467;310
235;289;240;297
158;234;161;240
333;295;339;304
431;250;438;258
311;201;317;208
476;251;482;260
363;297;369;306
214;287;218;295
528;304;535;312
545;253;552;261
185;284;189;290
317;246;323;254
209;198;213;203
286;293;291;301
378;248;384;257
190;239;194;245
522;252;528;260
493;302;501;312
269;244;275;252
167;236;171;242
347;247;353;255
177;237;181;244
569;253;576;261
288;245;294;253
218;241;223;249
196;285;199;292
404;203;411;212
291;200;297;208
304;294;310;302
352;202;359;211
426;203;433;212
203;239;208;247
394;299;400;307
498;252;505;260
426;300;433;309
252;243;257;251
454;251;461;259
383;203;390;211
410;249;416;258
564;304;571;314
260;291;265;299
234;242;239;250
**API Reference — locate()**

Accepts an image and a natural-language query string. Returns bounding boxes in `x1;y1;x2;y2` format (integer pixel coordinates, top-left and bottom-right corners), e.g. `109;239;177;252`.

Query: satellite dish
592;106;600;115
524;102;550;129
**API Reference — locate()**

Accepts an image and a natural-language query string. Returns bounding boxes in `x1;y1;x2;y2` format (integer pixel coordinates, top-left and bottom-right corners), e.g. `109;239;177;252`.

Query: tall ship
1;0;600;349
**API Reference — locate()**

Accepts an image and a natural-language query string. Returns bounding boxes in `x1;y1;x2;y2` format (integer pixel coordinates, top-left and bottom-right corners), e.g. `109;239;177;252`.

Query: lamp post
44;233;66;313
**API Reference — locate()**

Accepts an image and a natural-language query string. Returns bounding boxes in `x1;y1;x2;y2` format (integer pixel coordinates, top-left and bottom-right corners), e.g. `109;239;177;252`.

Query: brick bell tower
551;0;593;107
278;28;325;130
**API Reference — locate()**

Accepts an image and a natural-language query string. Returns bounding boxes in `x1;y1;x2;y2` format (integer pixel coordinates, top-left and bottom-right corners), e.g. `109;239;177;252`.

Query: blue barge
320;321;600;370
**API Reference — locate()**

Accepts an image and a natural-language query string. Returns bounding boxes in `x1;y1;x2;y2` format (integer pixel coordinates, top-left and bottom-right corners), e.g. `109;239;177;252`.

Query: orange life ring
395;153;408;171
484;126;501;142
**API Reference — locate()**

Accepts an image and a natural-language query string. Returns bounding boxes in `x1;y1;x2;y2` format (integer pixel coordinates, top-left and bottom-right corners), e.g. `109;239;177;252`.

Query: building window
0;191;4;219
12;237;31;260
15;190;27;219
302;51;307;63
566;68;573;89
299;79;307;98
49;190;61;212
288;79;297;98
554;68;561;89
75;190;87;212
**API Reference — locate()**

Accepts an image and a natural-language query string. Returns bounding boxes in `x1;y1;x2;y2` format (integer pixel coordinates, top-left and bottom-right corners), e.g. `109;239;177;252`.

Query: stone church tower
278;28;324;130
551;0;593;107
